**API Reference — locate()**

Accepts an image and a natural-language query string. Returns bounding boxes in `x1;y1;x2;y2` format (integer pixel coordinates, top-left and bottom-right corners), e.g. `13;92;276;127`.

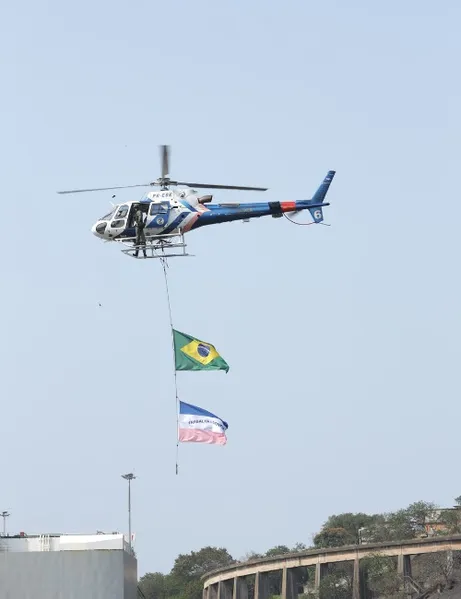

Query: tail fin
307;170;336;223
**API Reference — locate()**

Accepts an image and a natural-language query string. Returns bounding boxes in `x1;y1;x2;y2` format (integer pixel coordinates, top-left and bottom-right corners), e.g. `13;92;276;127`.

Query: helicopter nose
92;221;107;237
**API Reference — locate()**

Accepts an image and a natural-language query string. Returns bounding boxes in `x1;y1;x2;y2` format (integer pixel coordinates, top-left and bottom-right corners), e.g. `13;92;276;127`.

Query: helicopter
57;146;336;259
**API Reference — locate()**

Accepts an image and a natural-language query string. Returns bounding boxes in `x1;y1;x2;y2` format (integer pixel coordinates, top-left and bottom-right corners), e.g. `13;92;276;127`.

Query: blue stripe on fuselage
191;203;272;229
162;212;190;234
178;199;197;213
160;199;197;233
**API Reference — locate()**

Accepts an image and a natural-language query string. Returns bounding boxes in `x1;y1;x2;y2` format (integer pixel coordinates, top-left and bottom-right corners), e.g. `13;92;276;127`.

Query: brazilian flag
173;329;229;373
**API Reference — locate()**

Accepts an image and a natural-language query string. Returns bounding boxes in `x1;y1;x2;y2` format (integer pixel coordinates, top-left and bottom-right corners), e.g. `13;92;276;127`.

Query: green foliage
314;501;440;548
171;546;235;582
314;527;356;548
178;578;204;599
138;572;177;599
239;550;263;562
264;545;291;557
318;571;352;599
314;512;389;547
361;553;405;597
440;510;461;534
361;553;395;577
323;512;382;542
366;501;437;543
166;547;235;599
412;551;459;590
405;501;437;535
373;509;415;542
263;543;308;556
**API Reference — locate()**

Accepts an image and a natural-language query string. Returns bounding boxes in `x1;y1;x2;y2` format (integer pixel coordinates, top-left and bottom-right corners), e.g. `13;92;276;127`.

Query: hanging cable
283;213;331;226
160;254;180;475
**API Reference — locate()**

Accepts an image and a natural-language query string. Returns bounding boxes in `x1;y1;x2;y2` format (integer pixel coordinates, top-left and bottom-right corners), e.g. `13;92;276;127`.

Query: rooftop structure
0;531;137;599
0;531;131;553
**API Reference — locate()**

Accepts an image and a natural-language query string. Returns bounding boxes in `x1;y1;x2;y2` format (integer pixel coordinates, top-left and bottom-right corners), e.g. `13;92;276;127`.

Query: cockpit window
111;219;126;229
150;202;169;215
99;209;115;221
114;205;129;219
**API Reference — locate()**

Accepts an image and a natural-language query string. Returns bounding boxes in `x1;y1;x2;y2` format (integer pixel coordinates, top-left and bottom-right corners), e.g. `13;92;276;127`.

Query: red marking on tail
281;201;296;212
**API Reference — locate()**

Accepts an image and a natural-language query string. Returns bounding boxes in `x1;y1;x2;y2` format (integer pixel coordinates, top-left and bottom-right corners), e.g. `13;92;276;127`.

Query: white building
0;532;137;599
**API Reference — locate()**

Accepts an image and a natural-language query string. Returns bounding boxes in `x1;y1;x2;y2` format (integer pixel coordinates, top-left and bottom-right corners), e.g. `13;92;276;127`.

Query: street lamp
121;473;136;553
1;511;10;537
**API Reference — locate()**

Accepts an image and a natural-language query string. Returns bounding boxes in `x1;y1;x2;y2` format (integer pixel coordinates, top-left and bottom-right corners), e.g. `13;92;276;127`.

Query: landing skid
116;231;192;259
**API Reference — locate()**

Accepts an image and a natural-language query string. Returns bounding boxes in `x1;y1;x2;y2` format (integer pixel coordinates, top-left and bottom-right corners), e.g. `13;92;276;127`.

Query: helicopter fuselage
91;186;331;243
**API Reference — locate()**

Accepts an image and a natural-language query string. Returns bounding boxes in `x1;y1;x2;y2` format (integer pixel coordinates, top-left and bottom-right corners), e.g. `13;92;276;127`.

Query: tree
318;570;353;599
352;501;439;545
239;550;263;562
412;551;459;591
239;543;306;564
264;545;291;557
378;509;414;541
171;546;235;581
139;573;176;599
368;501;437;543
313;512;386;547
405;501;437;536
361;553;405;598
455;496;461;507
440;510;461;535
314;527;356;548
170;546;235;599
322;513;382;543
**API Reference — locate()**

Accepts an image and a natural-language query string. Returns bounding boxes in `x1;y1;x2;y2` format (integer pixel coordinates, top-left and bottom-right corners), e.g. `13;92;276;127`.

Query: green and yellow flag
173;329;229;373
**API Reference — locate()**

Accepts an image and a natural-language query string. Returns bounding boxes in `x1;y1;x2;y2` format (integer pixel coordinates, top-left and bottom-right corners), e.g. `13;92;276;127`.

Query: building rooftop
0;531;132;553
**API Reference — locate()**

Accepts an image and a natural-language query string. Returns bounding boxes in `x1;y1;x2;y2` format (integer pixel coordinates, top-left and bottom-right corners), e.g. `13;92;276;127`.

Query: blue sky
3;0;461;577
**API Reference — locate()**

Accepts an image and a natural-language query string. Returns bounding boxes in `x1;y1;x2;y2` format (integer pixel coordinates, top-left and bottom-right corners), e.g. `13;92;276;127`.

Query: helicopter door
108;204;129;238
149;202;170;229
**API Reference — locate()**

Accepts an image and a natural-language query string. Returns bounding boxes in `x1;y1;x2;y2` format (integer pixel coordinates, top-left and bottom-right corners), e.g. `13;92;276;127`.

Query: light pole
1;511;10;537
121;473;135;553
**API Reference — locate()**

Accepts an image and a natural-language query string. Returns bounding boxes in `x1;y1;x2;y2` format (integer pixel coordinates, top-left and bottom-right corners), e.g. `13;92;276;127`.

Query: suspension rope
283;213;331;226
160;255;180;475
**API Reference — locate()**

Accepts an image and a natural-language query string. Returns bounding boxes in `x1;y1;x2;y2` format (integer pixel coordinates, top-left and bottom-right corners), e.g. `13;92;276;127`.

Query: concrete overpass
202;535;461;599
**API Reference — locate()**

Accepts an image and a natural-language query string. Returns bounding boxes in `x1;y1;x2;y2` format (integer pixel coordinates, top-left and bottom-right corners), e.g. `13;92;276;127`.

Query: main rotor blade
57;184;152;195
175;181;268;191
161;145;170;179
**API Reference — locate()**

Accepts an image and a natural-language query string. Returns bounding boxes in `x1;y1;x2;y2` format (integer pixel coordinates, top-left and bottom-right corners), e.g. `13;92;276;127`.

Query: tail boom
189;200;330;229
189;169;335;229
